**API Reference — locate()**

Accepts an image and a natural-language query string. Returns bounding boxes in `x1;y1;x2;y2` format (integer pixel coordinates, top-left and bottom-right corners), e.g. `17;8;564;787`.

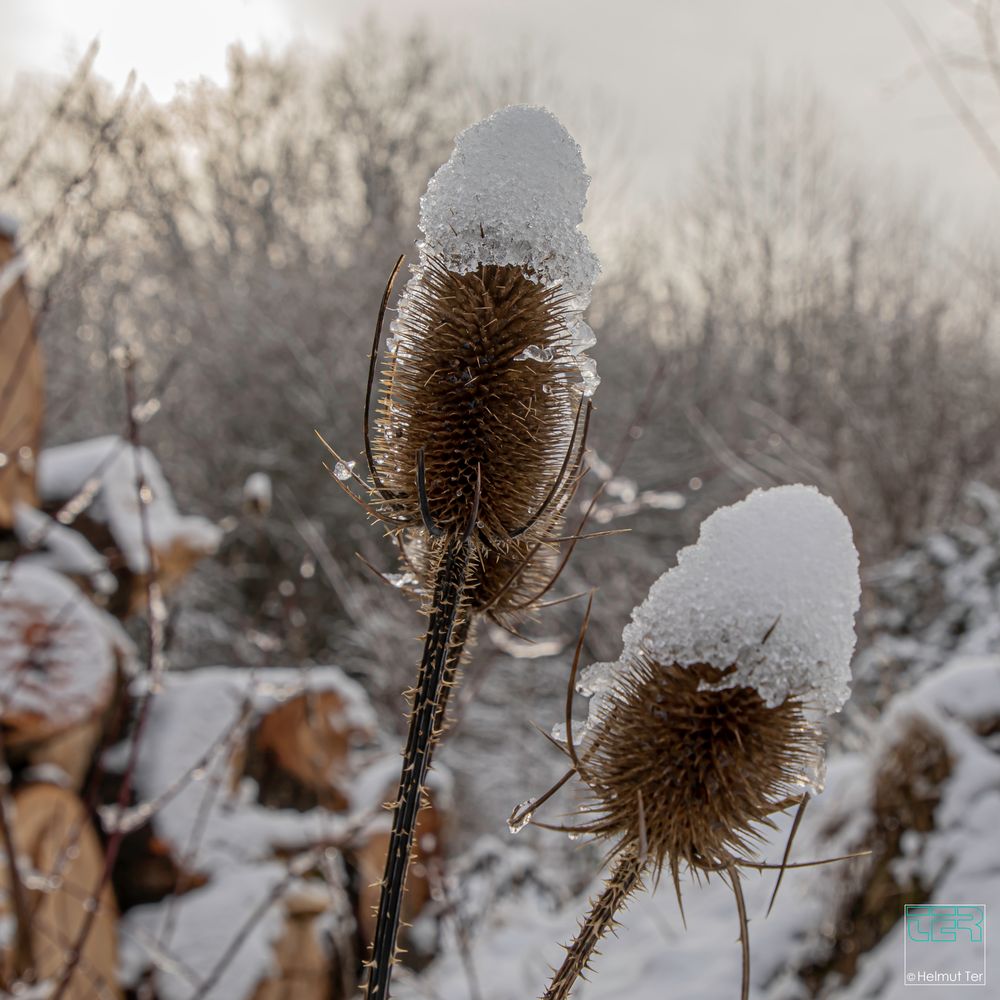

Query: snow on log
0;561;131;747
118;667;376;874
36;435;222;614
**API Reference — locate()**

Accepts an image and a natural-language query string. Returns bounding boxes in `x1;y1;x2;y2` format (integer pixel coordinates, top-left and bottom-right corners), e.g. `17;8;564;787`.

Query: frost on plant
581;484;861;724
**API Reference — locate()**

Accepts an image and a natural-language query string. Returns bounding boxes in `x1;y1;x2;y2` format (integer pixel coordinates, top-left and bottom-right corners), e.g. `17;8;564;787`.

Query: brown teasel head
372;258;581;546
578;653;819;878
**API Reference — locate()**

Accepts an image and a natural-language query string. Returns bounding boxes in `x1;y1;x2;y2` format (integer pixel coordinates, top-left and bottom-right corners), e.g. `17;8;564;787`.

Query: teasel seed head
578;654;820;877
372;260;581;545
364;107;599;603
570;486;861;875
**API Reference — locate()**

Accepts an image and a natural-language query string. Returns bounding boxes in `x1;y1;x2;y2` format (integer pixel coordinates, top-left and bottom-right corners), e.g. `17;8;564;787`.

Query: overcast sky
3;0;998;221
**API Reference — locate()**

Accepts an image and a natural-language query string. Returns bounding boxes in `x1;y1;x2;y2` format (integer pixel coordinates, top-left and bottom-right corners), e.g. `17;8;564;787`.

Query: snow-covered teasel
581;484;861;723
537;486;862;1000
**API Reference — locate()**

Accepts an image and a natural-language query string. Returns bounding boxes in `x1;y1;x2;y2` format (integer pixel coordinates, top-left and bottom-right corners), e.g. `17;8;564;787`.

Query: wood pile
0;247;451;998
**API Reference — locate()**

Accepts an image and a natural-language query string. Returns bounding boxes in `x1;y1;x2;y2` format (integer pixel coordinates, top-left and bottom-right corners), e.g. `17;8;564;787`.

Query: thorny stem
432;613;473;738
364;537;474;1000
541;850;644;1000
727;862;750;1000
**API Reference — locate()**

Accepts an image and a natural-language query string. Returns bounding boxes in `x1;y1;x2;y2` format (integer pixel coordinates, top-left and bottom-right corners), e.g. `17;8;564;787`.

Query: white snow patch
242;471;272;514
13;501;117;594
119;863;288;1000
37;436;222;574
582;485;860;719
419;105;599;301
0;562;127;729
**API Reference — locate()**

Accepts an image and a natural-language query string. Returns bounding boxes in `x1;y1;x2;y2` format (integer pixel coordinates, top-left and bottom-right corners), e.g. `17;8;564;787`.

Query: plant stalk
364;537;473;1000
541;851;644;1000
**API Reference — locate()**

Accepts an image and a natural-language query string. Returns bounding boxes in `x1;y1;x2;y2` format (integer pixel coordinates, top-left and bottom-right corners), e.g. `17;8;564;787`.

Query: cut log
0;230;43;529
241;689;377;812
0;783;121;999
0;562;126;748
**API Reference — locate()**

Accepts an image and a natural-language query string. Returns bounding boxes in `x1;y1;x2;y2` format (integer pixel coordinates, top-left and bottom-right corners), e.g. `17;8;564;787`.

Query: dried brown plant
525;637;865;1000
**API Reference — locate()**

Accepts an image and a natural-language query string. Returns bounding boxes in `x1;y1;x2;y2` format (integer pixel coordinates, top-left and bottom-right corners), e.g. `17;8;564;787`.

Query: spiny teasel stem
541;851;644;1000
365;538;474;1000
432;612;473;738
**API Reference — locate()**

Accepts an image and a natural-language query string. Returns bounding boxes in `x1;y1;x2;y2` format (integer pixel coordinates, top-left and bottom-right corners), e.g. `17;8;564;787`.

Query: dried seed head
373;260;580;544
579;653;819;875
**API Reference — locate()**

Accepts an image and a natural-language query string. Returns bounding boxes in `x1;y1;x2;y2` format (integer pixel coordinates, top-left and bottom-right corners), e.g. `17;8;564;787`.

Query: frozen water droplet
513;345;555;362
568;320;596;355
567;830;581;841
578;357;601;398
385;571;418;589
334;460;356;481
508;802;534;835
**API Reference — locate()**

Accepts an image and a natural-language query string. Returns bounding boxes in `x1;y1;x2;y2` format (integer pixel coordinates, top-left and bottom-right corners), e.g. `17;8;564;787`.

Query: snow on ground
854;481;1000;715
36;435;222;573
401;655;1000;1000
